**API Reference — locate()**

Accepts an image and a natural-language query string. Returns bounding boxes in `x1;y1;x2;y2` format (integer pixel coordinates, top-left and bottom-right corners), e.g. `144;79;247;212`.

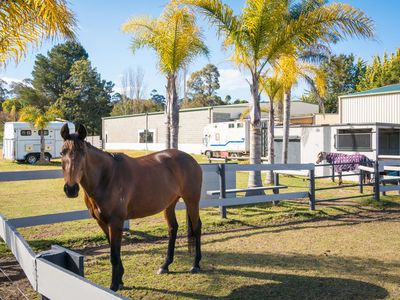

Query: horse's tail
186;212;196;254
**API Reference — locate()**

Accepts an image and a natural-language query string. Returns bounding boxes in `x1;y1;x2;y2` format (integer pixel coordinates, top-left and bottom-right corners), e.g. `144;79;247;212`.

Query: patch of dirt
0;256;36;300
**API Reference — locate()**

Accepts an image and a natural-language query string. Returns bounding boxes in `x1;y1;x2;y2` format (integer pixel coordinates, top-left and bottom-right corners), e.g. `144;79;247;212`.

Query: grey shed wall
340;93;400;124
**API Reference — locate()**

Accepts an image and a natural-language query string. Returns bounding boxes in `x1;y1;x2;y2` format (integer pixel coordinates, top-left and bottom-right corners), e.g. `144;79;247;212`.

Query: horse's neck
80;146;114;197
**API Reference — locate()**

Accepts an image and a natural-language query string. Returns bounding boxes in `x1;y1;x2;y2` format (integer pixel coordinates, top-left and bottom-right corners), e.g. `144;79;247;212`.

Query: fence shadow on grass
133;270;388;300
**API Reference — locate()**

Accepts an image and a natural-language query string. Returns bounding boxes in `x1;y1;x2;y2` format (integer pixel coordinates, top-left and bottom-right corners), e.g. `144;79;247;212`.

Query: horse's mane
66;134;123;162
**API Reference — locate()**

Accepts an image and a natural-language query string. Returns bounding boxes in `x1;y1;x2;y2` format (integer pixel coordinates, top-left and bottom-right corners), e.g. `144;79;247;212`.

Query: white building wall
340;93;400;124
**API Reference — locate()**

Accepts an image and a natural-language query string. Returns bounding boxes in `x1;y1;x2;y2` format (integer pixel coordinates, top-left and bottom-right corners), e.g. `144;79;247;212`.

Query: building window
228;123;234;128
237;123;243;128
20;130;32;136
38;130;49;136
335;129;372;151
139;129;154;143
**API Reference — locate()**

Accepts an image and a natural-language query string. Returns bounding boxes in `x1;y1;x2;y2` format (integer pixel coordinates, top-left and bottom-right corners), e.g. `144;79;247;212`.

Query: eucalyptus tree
122;1;208;149
183;0;374;188
0;0;76;67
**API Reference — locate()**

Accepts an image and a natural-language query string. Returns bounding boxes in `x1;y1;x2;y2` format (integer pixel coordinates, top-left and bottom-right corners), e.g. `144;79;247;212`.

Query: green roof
342;84;400;98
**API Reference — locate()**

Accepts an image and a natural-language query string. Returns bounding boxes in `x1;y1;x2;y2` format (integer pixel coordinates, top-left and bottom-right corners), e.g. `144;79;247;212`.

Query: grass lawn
1;150;400;299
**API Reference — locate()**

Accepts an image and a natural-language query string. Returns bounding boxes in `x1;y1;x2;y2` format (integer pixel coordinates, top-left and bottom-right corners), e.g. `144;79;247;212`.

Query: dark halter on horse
60;123;203;291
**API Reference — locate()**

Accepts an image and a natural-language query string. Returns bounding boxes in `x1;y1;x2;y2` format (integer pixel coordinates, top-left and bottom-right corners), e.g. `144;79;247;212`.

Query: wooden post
218;163;227;218
273;172;280;205
359;169;364;194
374;161;380;202
309;169;316;210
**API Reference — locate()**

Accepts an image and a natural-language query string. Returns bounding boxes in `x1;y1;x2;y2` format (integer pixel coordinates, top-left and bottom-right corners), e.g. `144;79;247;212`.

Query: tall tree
302;54;366;113
183;0;374;189
0;0;76;67
57;59;113;135
19;105;62;164
187;64;221;106
32;42;88;102
122;1;208;149
357;49;400;91
0;79;8;104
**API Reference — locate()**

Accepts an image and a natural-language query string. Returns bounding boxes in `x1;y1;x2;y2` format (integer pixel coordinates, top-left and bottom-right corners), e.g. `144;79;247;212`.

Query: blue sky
1;0;399;101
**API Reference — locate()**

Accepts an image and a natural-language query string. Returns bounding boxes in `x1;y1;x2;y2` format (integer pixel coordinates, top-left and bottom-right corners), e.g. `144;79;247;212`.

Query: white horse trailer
202;120;250;157
2;121;75;164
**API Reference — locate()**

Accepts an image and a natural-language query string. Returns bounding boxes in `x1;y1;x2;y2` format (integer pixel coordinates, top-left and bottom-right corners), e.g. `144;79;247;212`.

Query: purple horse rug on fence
323;152;373;172
316;152;373;185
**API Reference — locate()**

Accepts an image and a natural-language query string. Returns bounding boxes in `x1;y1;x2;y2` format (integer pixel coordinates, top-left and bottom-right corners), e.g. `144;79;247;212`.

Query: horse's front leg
338;171;343;185
109;219;125;291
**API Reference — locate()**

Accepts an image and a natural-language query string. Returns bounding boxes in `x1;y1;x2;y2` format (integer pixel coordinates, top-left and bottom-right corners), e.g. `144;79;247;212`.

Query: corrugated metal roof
342;83;400;98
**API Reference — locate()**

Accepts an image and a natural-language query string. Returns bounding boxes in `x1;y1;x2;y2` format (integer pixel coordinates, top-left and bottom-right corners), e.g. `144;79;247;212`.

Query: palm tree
0;0;76;67
122;1;208;149
277;52;328;163
19;105;62;164
260;75;284;183
182;0;373;189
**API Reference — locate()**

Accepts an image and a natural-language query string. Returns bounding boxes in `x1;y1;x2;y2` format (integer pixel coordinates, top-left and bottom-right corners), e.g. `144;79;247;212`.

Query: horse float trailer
2;121;75;164
202;120;251;158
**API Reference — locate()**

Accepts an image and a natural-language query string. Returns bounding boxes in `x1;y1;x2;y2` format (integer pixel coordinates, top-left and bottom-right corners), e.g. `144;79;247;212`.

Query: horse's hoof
190;266;201;274
157;267;169;274
110;282;124;291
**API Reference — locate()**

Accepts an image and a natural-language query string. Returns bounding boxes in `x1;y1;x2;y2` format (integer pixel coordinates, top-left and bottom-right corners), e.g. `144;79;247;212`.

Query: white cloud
219;69;249;91
0;77;23;88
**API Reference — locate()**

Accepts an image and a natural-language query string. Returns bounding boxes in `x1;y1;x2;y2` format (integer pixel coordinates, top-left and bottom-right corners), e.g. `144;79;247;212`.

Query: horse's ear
60;123;70;140
76;124;87;140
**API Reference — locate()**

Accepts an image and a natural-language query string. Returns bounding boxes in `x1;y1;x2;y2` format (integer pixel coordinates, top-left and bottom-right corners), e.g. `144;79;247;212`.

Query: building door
379;129;400;155
274;138;301;163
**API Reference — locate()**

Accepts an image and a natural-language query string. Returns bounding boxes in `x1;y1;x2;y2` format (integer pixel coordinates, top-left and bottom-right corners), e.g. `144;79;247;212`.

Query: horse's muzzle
64;183;80;198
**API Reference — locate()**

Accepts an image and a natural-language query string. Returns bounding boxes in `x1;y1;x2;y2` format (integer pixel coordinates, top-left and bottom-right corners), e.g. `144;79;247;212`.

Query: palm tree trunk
165;76;172;149
171;79;179;149
265;98;275;184
247;72;263;194
39;129;46;164
282;89;291;164
167;73;179;149
276;99;283;123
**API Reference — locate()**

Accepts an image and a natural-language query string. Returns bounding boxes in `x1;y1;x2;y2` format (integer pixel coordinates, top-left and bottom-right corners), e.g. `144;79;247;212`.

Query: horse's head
316;151;326;164
60;123;87;198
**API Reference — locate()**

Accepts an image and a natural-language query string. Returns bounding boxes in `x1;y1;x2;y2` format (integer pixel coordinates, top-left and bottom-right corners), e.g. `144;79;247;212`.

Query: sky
1;0;400;101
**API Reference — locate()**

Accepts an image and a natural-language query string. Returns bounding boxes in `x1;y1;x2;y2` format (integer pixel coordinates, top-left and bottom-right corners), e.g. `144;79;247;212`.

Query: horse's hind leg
158;199;179;274
185;199;202;273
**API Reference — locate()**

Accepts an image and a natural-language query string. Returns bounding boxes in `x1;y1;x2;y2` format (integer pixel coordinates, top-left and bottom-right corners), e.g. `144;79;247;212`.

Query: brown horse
60;124;203;291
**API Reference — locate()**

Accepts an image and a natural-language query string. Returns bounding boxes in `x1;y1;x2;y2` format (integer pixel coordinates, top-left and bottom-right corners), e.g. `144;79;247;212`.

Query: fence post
359;169;364;194
374;160;380;201
308;169;316;210
331;163;335;182
273;172;280;205
218;163;227;218
123;220;130;231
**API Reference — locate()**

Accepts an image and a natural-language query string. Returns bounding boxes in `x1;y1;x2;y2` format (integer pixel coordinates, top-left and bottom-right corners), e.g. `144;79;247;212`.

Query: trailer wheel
26;153;38;165
205;150;213;158
44;153;51;162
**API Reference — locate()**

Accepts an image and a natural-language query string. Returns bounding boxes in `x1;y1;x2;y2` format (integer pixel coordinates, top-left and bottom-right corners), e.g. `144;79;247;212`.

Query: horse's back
138;149;202;195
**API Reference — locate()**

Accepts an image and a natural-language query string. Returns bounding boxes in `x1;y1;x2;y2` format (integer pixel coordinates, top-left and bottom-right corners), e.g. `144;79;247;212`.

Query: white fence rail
0;214;127;299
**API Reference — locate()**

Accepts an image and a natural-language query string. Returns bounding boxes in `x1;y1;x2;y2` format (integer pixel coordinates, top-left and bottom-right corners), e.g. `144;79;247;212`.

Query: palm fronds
0;0;77;67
